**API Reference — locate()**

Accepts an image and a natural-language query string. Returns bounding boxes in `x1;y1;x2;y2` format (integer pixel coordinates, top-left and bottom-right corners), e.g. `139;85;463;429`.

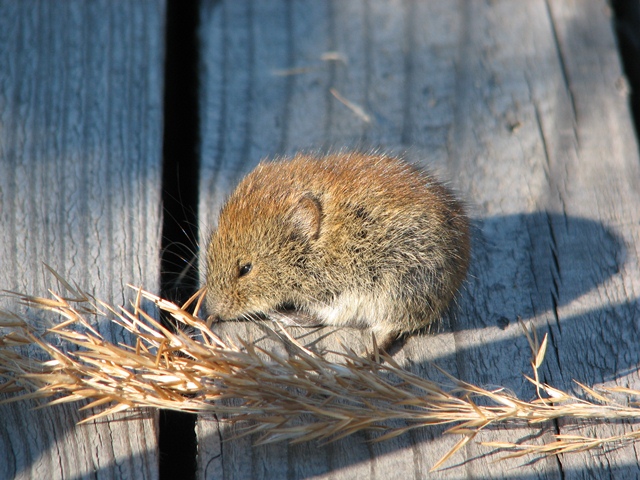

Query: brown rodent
205;152;470;352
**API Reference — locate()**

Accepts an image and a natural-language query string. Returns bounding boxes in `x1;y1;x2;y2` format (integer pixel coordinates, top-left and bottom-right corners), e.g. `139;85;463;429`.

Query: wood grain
0;1;165;478
196;0;640;478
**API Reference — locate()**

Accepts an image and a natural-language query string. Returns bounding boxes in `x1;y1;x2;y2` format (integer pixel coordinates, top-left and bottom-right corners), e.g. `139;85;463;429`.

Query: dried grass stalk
1;273;640;471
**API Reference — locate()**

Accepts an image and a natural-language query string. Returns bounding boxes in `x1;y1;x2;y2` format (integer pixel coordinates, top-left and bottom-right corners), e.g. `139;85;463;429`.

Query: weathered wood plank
197;0;640;478
0;1;165;478
443;1;640;477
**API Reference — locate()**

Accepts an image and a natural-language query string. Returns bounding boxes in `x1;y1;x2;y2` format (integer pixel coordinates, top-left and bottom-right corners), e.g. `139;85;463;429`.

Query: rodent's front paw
206;314;222;326
270;310;324;327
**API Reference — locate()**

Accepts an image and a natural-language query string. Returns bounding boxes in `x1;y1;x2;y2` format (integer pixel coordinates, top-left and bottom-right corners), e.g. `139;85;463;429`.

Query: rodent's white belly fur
309;290;391;332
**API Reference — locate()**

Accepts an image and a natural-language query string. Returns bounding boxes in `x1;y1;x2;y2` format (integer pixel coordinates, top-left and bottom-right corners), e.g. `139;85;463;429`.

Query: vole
205;152;470;353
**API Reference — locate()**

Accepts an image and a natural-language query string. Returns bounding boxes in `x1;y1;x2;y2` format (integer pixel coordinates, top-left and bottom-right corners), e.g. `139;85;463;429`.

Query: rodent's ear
291;193;323;241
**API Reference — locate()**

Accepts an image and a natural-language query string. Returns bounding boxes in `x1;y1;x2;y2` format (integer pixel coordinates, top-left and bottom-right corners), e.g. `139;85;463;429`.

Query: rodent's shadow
442;211;637;392
461;211;622;328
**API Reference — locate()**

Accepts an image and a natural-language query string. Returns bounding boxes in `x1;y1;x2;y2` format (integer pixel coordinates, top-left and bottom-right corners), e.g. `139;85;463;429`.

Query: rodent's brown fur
205;152;470;351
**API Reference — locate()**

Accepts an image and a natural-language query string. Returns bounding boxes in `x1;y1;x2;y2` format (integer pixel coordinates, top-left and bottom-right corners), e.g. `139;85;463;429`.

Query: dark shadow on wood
159;1;203;479
612;1;640;145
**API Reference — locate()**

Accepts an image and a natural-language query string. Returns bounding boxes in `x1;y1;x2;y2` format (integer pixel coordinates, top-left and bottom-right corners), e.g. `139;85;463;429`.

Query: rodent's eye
238;263;253;278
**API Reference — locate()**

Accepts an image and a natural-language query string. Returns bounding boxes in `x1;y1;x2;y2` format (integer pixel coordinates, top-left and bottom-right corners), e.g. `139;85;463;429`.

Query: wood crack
159;0;201;478
544;0;577;127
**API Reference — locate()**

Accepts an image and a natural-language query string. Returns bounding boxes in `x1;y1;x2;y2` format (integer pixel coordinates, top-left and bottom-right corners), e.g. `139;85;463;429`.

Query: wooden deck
2;0;640;478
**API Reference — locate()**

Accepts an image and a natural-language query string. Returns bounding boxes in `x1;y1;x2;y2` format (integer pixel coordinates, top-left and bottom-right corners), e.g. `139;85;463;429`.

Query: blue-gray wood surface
197;0;640;479
0;1;165;479
2;0;640;479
